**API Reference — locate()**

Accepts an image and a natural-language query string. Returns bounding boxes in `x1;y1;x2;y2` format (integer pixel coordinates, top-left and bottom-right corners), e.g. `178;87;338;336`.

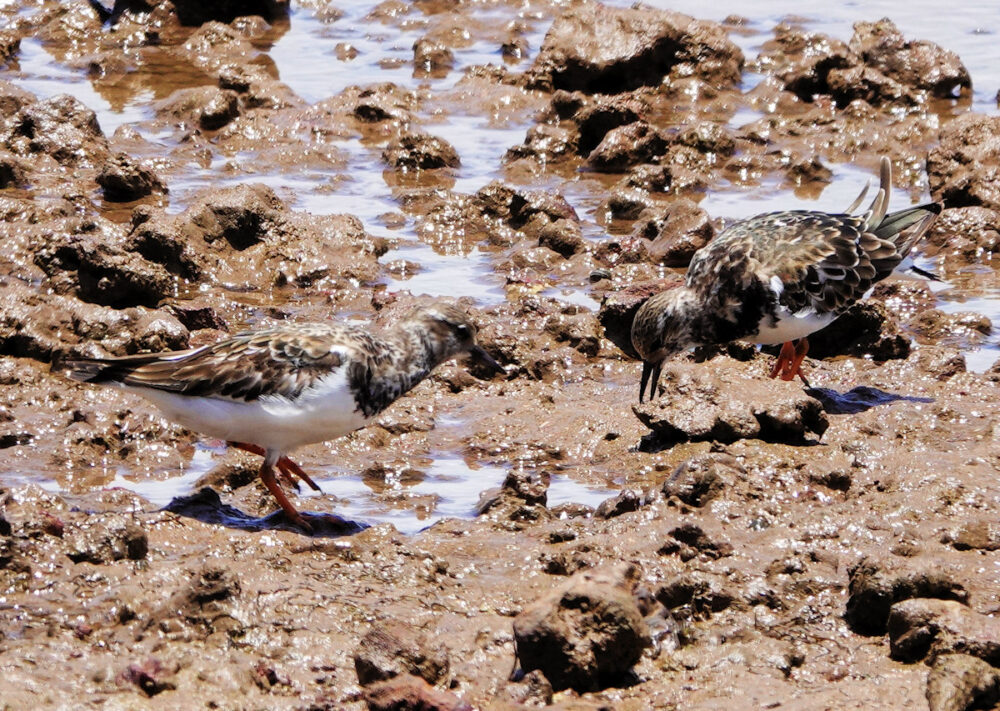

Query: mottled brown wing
693;211;899;317
112;324;373;402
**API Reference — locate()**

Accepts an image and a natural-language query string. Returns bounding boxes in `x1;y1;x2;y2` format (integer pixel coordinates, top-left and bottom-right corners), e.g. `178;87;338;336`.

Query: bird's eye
455;324;470;338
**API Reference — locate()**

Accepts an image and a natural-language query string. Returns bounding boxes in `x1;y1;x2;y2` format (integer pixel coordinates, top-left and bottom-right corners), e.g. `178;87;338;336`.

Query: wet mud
1;1;999;709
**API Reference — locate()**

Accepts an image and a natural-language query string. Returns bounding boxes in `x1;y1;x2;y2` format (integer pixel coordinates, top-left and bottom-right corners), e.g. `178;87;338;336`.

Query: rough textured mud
0;1;998;710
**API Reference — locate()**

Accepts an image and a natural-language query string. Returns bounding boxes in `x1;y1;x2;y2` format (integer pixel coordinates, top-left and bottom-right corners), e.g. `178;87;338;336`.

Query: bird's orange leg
274;456;321;492
769;341;796;379
228;442;320;491
259;459;312;531
770;340;812;386
770;339;811;386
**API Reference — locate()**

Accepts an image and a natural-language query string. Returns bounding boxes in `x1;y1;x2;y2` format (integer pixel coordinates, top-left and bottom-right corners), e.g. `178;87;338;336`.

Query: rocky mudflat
0;1;999;710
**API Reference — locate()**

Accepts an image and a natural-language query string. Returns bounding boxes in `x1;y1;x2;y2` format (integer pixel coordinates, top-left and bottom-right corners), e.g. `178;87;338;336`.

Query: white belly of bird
128;370;371;453
750;306;837;345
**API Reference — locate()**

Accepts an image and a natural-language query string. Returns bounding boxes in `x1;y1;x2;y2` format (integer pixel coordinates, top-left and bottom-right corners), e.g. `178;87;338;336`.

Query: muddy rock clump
5;93;108;167
924;206;1000;262
383;132;461;170
634;198;717;267
663;453;745;507
755;18;969;106
513;564;651;691
354;622;450;687
97;152;167;202
524;2;743;92
633;363;829;447
363;674;472;711
845;557;969;636
926;654;1000;711
888;599;1000;665
928;114;1000;210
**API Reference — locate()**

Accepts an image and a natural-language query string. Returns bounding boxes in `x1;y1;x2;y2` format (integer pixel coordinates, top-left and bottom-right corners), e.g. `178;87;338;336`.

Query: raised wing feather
690;210;902;318
65;324;388;402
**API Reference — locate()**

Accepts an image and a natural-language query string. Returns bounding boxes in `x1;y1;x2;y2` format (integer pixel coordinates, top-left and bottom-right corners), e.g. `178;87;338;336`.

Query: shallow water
5;0;998;531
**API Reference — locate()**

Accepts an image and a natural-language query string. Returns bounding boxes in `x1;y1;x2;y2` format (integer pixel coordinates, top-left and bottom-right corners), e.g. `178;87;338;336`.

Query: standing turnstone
62;304;503;530
631;157;941;402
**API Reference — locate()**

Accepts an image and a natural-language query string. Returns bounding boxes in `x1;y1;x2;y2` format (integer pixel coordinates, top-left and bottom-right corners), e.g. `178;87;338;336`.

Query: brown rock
845;557;969;635
513;564;651;691
354;622;450;687
929;114;1000;210
413;38;454;73
674;123;736;157
499;669;553;706
826;64;911;105
594;489;643;519
586;121;668;172
604;187;652;220
0;79;36;118
198;89;240;130
383;132;460;170
0;29;19;63
189;183;283;250
849;18;970;99
508;189;578;230
538;219;585;257
478;470;550;517
98;152;167;202
656;572;734;616
504;123;577;165
33;221;177;309
926;654;1000;711
666;522;733;560
362;674;472;711
573;97;644;154
633;364;829;446
888;599;1000;665
945;520;1000;552
907;309;992;347
0;151;27;188
13;94;108;167
0;282;187;362
65;514;148;564
663;453;743;506
526;3;743;92
925;207;1000;259
638;198;716;267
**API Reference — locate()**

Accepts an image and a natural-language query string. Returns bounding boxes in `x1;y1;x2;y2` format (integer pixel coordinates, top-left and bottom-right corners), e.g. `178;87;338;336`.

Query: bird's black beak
638;361;663;403
468;345;505;377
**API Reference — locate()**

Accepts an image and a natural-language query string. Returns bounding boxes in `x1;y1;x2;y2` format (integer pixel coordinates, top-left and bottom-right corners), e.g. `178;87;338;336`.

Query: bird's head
412;304;505;376
630;290;692;402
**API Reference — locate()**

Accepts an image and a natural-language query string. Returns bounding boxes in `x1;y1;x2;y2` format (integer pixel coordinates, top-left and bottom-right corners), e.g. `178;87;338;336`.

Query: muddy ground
1;1;1000;709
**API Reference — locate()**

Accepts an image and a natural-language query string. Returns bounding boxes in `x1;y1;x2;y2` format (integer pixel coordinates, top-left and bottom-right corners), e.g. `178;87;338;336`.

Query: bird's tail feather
58;353;178;385
875;202;943;258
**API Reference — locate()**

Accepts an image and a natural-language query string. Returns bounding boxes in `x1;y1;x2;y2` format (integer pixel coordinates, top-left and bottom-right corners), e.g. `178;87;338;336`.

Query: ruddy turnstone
631;157;941;402
62;304;503;530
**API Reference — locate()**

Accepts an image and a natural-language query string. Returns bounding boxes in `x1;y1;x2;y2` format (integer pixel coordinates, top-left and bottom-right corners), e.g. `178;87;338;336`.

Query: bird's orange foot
769;340;811;387
259;461;313;533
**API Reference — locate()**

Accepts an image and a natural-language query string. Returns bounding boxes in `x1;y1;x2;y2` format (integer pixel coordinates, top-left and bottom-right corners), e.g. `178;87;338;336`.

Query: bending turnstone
631;157;941;402
62;304;503;530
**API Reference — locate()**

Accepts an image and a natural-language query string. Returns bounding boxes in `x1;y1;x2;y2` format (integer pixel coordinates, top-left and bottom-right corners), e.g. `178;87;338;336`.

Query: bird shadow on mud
163;487;369;537
805;385;934;414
